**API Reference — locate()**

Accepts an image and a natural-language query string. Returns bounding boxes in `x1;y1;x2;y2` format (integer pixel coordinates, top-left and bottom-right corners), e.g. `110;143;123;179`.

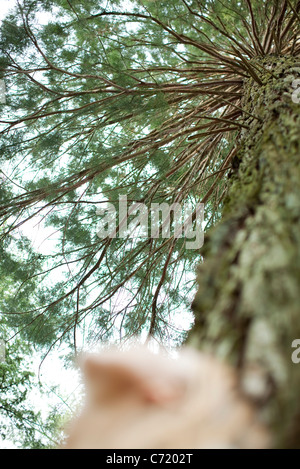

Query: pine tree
0;0;299;447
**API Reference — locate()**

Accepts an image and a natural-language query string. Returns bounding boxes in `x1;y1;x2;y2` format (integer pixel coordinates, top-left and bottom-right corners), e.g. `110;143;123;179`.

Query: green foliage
0;337;63;448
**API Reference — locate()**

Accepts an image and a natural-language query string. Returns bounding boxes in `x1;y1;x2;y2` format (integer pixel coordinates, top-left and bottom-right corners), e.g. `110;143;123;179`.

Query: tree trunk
188;56;300;448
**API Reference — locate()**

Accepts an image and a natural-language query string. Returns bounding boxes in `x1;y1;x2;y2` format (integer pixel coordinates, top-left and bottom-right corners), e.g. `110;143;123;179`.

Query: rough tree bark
188;56;300;448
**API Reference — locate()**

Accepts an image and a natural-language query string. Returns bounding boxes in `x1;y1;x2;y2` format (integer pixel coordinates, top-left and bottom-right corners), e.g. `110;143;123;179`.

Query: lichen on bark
188;57;300;448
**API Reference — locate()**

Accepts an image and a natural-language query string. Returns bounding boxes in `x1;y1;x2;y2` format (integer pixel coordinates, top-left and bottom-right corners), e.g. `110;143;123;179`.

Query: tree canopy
0;0;299;447
1;0;298;352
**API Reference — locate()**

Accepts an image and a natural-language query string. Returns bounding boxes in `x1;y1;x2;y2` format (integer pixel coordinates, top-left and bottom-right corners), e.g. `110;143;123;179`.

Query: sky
0;0;15;21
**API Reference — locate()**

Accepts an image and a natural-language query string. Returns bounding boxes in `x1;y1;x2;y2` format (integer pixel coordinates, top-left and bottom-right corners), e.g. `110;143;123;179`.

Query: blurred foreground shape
61;346;270;449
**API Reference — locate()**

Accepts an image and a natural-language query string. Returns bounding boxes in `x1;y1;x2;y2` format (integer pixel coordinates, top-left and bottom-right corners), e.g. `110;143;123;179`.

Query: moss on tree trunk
188;56;300;448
